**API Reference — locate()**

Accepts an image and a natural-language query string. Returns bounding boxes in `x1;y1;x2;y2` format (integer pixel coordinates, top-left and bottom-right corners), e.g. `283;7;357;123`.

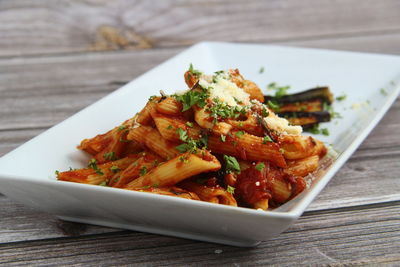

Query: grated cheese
264;114;302;135
199;73;250;107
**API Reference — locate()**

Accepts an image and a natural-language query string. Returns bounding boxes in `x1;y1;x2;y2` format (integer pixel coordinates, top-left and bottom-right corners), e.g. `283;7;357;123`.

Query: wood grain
0;202;398;266
1;34;400;131
0;196;115;244
1;0;400;57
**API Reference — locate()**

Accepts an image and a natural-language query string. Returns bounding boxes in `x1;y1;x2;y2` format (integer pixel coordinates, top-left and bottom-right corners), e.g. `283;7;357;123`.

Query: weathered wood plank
1;0;400;57
2;33;400;131
0;196;115;244
0;202;398;266
0;48;179;130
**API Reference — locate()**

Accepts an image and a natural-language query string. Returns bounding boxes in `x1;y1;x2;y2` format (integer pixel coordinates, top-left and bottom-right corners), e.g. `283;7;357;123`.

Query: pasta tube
179;180;237;206
127;125;180;160
125;151;221;189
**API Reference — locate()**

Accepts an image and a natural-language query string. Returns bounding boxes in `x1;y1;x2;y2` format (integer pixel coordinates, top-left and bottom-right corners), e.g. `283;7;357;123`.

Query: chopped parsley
207;98;247;122
262;136;273;144
261;107;269;117
179;155;189;163
88;159;104;175
55;170;60;176
267;82;290;98
119;137;130;143
305;124;329;136
142;183;159;190
99;181;108;186
380;88;388;96
174;89;208;111
188;63;202;76
175;128;208;153
177;128;188;142
335;94;347;101
185;121;194;128
266;100;280;112
139;166;147;176
323;102;342;119
305;124;321;134
223;155;241;174
255;162;265;171
259;66;265;74
167;125;173;130
220;134;226;142
235;131;245;138
227;185;235;194
110;166;120;173
103;152;117;161
118;125;127;131
321;128;330;136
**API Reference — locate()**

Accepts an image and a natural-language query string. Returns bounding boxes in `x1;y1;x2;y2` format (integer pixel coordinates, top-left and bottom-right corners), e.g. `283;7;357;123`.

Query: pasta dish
57;66;327;210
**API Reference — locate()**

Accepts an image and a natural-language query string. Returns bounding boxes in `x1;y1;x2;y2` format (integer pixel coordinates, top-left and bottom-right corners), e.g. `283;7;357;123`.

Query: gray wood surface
1;0;400;57
0;0;399;266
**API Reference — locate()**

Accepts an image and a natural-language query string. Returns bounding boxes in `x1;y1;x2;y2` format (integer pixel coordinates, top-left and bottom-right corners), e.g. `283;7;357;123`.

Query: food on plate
264;86;334;130
57;65;327;210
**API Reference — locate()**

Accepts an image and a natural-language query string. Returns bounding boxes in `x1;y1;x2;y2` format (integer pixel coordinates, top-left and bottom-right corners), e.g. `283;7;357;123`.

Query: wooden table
1;1;399;265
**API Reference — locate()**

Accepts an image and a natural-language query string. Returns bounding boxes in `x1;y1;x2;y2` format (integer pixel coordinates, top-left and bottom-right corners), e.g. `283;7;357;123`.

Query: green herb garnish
110;166;120;173
220;135;226;142
188;63;202;76
267;82;290;98
235;131;245;138
227;185;235;194
139;166;147;176
99;181;108;186
174;90;208;112
103;152;117;161
321;128;330;136
267;100;280;112
335;94;347;101
262;136;273;144
255;162;265;171
88;159;104;175
224;155;241;174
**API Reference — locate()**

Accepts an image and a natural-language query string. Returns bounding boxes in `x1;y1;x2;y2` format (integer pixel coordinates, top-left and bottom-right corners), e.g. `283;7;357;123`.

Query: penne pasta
285;155;319;177
156;97;183;116
108;151;163;188
78;120;136;164
125;151;221;189
57;154;140;185
58;66;328;211
179;180;237;206
208;131;287;168
279;135;318;160
227;113;264;136
132;186;201;201
127;125;180;160
136;98;158;125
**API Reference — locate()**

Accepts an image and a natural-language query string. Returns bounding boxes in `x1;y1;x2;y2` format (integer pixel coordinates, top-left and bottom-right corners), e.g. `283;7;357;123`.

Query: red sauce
236;162;306;206
236;164;271;204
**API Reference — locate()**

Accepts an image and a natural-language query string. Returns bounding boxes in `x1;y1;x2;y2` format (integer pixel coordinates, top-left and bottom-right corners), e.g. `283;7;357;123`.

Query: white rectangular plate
0;42;399;247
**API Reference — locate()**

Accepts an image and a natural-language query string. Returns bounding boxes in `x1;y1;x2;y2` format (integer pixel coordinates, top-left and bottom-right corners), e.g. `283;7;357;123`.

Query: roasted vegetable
264;87;334;105
278;111;331;130
264;86;335;132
